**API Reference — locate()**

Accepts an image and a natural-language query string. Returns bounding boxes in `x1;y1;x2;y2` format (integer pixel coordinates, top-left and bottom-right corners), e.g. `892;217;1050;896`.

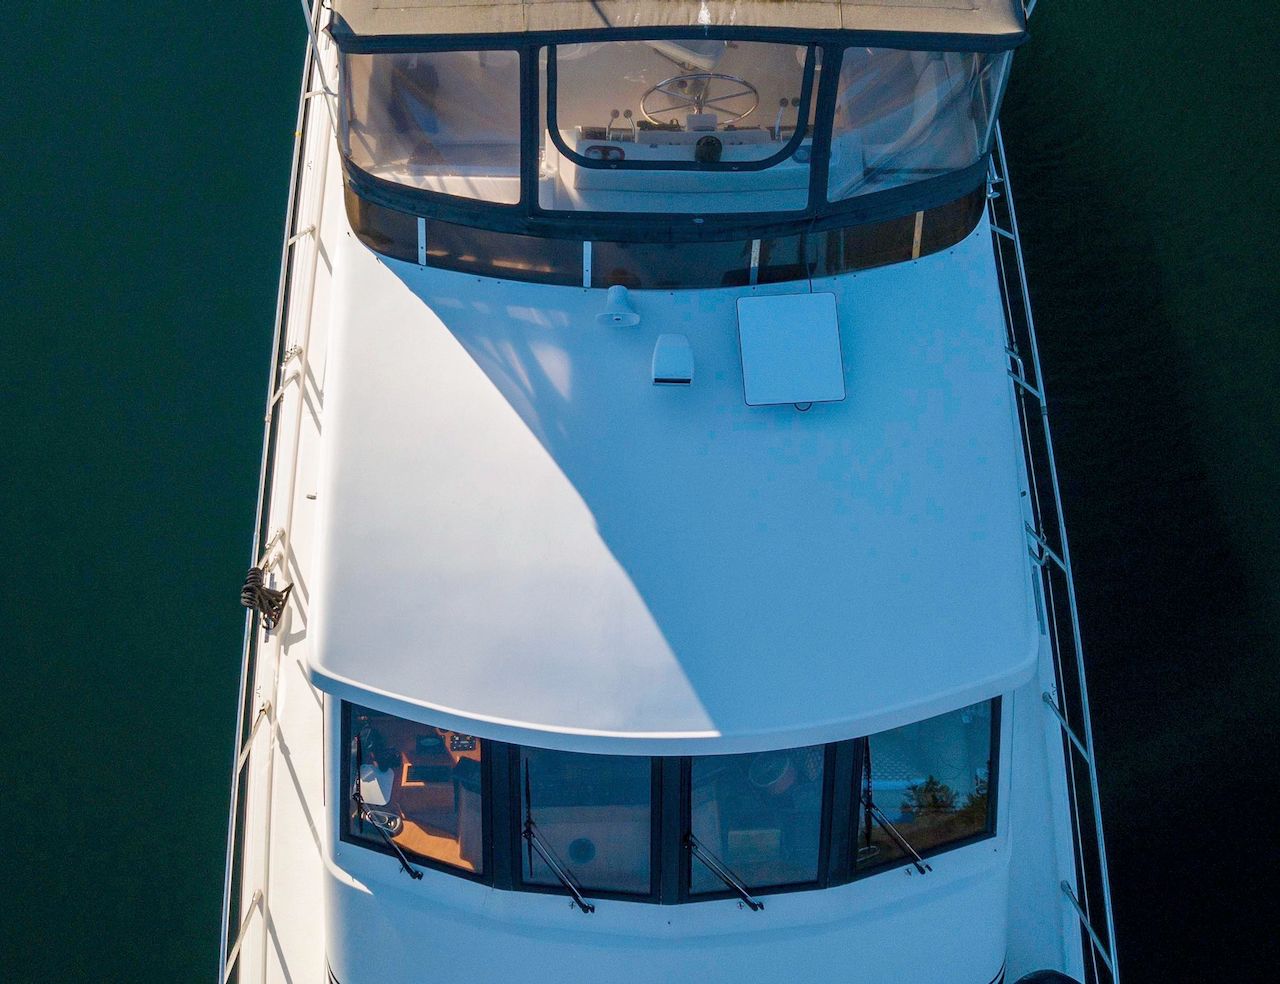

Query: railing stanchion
1062;881;1116;976
218;3;332;981
989;122;1119;983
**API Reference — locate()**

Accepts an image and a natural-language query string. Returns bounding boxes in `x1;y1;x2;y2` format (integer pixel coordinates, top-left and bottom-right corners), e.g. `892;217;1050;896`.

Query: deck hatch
736;292;846;407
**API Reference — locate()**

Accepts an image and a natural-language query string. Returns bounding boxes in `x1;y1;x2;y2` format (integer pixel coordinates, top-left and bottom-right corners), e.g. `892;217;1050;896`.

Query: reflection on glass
856;700;995;871
828;48;1009;202
341;50;521;203
690;746;825;893
519;748;652;894
345;703;484;873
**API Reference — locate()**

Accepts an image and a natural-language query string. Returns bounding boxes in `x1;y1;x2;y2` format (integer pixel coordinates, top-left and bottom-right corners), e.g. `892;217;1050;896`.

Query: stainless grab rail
217;3;329;981
987;124;1120;984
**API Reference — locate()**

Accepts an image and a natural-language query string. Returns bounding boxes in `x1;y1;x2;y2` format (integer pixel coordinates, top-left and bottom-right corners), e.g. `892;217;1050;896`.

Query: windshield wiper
352;735;423;880
522;762;594;914
686;833;764;911
861;741;931;875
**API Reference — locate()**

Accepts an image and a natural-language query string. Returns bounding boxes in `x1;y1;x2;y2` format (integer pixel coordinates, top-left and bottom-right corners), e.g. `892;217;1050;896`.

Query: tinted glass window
856;699;996;871
519;747;653;894
345;703;485;873
591;238;752;289
424;220;582;285
341;50;521;203
690;746;826;893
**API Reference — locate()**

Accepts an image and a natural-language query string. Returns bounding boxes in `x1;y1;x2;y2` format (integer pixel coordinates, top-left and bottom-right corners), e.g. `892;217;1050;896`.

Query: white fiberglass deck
308;219;1037;752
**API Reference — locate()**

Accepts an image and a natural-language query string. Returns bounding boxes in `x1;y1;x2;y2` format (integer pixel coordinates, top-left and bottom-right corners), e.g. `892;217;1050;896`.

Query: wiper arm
353;735;423;880
686;833;764;911
861;741;931;875
522;762;594;914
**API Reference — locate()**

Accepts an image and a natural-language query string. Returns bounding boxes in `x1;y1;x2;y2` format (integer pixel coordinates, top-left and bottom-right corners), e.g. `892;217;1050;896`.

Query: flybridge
330;1;1024;251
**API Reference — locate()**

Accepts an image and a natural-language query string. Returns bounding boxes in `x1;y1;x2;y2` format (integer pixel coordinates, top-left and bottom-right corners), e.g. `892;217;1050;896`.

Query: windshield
856;699;996;872
541;40;816;214
338;40;1010;219
690;746;827;894
344;703;485;875
519;747;654;895
340;698;1000;900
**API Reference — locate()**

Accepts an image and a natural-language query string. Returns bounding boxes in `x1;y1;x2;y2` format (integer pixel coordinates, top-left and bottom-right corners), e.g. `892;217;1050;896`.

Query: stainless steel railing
217;3;330;981
987;125;1120;984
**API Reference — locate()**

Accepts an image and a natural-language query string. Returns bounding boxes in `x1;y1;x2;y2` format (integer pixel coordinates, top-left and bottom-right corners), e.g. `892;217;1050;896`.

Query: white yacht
221;3;1118;983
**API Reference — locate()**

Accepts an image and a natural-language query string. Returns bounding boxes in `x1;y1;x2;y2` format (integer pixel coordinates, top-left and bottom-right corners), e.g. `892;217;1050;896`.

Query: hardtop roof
308;218;1038;754
331;1;1027;43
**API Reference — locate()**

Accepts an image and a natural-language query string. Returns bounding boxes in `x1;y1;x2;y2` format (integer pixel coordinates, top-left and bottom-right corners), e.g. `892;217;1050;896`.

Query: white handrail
987;124;1119;983
218;3;332;981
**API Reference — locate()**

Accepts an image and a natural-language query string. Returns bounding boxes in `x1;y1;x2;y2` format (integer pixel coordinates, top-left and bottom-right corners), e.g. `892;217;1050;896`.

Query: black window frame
337;697;1003;903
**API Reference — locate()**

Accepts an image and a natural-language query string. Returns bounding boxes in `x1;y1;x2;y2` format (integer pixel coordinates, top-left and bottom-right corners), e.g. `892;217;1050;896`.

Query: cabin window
344;703;486;875
518;747;655;895
340;49;522;204
828;48;1009;202
855;699;997;873
689;746;828;895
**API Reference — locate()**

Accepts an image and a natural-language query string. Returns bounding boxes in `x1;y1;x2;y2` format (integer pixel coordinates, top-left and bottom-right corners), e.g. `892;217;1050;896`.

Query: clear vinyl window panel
829;49;1010;202
856;699;996;871
340;49;521;204
345;703;485;873
519;747;654;895
690;746;826;893
540;41;815;214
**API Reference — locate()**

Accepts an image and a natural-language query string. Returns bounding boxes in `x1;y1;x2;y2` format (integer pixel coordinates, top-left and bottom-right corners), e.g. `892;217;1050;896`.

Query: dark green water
2;3;1275;981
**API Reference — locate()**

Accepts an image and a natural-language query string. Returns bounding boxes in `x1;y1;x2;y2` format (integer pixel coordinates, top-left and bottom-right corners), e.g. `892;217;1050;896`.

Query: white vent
651;334;694;385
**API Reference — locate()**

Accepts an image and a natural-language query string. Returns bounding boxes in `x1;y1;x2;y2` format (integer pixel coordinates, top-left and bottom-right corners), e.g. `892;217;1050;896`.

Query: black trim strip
343;153;989;245
345;181;987;286
329;20;1029;56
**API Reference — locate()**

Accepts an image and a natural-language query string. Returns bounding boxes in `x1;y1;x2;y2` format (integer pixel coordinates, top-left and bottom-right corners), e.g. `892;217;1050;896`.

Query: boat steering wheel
639;72;760;127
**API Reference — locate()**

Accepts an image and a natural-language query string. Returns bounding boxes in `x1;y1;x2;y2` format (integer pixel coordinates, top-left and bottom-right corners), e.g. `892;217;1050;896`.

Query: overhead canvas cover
331;1;1028;43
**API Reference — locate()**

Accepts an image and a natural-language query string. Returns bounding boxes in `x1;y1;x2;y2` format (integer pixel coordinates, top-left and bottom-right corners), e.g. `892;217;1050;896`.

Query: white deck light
597;284;641;327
